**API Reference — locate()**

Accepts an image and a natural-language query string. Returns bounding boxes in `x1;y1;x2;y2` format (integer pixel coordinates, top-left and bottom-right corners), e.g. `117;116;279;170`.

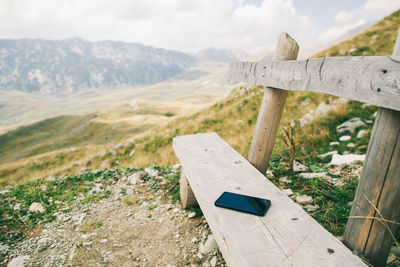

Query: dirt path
3;167;225;266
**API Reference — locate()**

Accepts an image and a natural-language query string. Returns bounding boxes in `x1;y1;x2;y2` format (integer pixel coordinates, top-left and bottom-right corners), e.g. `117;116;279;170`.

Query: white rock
0;244;9;254
281;189;293;196
100;239;108;243
329;141;340;146
37;237;50;245
299;113;315;126
357;129;369;139
347;143;356;148
279;176;291;183
172;164;181;171
304;204;319;212
29;202;45;213
199;235;218;254
72;213;86;225
188;212;196;218
7;255;29;267
65;147;76;153
197;252;203;259
81;234;91;240
191;237;198;243
144;168;159;177
236;120;243;124
330;154;366;165
295;195;313;205
129;150;136;157
299;172;328;179
73;161;81;166
339;135;351;142
13;203;21;210
0;190;10;195
114;143;123;149
337;118;366;134
318;151;338;159
127;173;141;185
100;160;109;168
366;120;373;124
109;149;117;155
348;48;357;53
210;256;217;267
293;160;308;172
45;176;55;182
315;102;330;117
373;112;377;118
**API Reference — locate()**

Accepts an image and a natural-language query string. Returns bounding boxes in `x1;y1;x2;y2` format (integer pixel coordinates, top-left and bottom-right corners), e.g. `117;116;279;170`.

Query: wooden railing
227;31;400;266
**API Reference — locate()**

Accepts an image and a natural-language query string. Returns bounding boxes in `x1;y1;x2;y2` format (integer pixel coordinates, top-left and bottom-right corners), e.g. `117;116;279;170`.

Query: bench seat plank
173;132;365;267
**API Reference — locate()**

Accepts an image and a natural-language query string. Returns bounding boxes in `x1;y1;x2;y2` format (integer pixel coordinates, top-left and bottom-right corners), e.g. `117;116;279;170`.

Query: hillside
1;9;400;187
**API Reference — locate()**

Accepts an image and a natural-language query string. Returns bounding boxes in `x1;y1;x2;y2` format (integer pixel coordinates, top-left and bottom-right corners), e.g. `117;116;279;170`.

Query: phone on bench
214;191;271;216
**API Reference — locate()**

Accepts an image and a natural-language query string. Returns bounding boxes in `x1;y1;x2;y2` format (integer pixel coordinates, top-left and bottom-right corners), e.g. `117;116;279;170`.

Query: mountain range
0;38;246;95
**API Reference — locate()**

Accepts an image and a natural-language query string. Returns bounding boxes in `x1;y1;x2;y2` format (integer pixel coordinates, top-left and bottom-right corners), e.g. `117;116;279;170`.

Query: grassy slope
1;10;399;187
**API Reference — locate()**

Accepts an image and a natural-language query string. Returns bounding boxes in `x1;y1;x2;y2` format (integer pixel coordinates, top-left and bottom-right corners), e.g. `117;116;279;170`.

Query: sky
0;0;399;53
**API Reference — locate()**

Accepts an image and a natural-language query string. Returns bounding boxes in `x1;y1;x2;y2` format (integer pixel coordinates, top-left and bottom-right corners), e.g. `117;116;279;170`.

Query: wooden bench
173;29;400;266
173;132;366;266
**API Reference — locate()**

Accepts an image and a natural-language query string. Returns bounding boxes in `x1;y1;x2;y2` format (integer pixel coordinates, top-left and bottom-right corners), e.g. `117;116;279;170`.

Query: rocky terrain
0;165;226;267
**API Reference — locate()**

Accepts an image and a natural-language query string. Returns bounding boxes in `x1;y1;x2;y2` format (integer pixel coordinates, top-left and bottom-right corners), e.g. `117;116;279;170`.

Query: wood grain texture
343;28;400;267
228;55;400;111
173;133;366;267
179;169;198;209
247;32;298;174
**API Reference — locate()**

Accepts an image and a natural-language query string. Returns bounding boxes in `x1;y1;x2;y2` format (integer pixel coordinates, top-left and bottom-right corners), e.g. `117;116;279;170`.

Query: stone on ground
337;118;366;134
199;235;218;255
295;195;313;205
330;154;365;165
29;202;45;213
7;255;29;267
293;160;308;172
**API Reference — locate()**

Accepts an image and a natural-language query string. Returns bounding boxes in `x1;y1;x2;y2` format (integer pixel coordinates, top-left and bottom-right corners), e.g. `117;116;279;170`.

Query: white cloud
334;0;400;23
323;0;400;44
0;0;316;53
320;19;367;43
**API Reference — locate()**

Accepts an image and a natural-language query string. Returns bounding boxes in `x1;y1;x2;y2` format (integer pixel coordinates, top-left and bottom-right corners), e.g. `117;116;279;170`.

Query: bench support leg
343;108;400;267
180;169;198;209
247;33;299;174
343;29;400;267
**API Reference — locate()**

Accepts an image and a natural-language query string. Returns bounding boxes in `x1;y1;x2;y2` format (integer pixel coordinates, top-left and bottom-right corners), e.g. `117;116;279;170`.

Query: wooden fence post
343;29;400;266
247;33;299;174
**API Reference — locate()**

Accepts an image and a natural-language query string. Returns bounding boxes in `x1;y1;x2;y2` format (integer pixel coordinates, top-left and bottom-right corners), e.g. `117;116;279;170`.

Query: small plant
123;195;137;205
148;204;157;210
91;220;103;229
280;121;298;170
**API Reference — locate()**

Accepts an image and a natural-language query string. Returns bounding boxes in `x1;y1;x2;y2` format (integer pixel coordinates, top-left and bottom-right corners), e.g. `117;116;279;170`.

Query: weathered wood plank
179;169;198;209
343;29;400;267
247;32;298;174
173;133;366;267
228;55;400;111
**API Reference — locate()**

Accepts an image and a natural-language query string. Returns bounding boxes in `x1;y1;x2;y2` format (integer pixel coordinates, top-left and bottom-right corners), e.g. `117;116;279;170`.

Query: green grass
0;169;120;244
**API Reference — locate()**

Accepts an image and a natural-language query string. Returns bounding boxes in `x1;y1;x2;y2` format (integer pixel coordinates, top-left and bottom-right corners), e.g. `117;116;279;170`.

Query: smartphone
214;191;271;216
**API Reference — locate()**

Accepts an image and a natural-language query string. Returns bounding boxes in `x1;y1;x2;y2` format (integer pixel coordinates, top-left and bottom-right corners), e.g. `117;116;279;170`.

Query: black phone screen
214;191;271;216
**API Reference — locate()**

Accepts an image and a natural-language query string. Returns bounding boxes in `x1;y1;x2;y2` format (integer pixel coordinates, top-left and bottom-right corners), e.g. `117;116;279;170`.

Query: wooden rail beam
228;55;400;111
343;29;400;267
247;33;298;174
